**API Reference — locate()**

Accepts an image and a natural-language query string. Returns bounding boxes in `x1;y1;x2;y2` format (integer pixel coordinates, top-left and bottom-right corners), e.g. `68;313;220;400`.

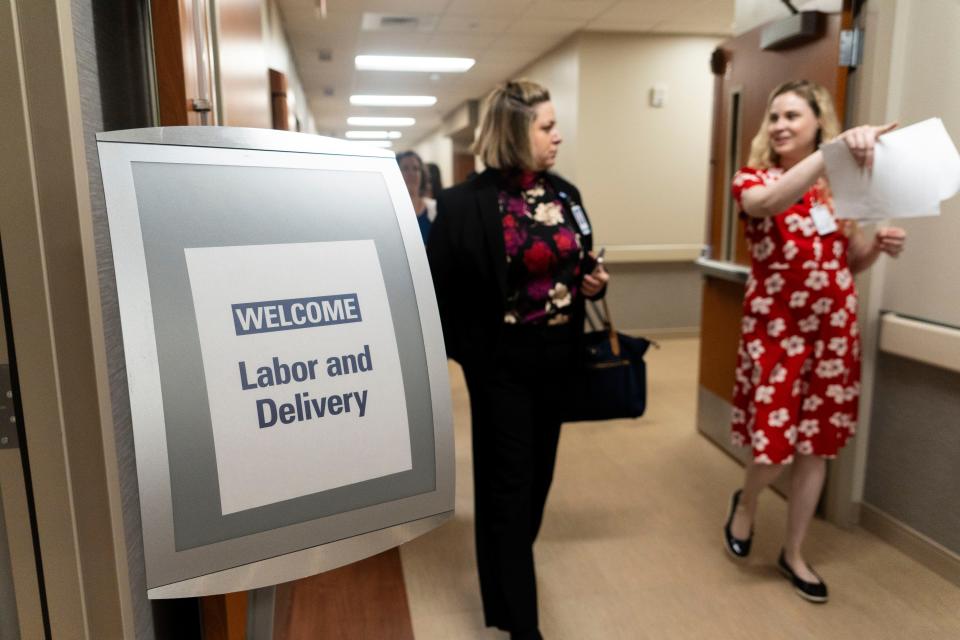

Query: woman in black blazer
427;80;608;640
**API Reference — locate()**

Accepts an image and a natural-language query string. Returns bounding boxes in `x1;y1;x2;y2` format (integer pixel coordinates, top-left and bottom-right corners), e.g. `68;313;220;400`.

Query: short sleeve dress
730;166;861;465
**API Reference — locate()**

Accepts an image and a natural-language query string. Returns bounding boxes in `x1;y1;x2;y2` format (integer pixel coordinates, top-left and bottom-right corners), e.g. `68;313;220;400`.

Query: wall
513;36;581;183
213;0;315;132
264;0;316;133
553;32;718;333
577;32;717;251
413;130;455;189
848;0;960;560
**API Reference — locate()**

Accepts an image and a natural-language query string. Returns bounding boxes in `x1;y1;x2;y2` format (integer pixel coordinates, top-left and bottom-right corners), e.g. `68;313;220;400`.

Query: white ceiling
276;0;735;145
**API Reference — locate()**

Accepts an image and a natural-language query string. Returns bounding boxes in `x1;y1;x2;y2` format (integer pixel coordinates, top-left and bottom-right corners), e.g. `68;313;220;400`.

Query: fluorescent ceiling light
355;55;475;73
345;130;403;139
347;116;415;127
350;94;437;107
353;140;393;148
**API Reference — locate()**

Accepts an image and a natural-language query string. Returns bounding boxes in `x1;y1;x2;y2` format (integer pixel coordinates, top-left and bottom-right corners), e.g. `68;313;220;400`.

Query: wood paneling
150;0;189;125
150;0;214;125
216;0;270;128
452;152;475;186
273;548;414;640
201;591;247;640
269;68;290;131
698;277;745;402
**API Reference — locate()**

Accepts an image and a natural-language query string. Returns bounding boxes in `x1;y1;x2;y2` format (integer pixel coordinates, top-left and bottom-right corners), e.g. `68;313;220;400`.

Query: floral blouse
499;170;585;326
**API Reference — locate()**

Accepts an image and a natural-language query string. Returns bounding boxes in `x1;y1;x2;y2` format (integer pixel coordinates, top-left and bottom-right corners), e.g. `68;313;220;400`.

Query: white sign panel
185;240;412;515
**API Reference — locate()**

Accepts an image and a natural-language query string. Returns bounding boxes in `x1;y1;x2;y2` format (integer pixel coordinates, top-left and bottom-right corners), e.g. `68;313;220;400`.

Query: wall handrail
604;244;704;264
879;312;960;374
694;256;750;283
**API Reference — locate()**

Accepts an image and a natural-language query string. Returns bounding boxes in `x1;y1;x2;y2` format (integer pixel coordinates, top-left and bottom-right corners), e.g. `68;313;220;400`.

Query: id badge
809;204;838;235
570;203;591;236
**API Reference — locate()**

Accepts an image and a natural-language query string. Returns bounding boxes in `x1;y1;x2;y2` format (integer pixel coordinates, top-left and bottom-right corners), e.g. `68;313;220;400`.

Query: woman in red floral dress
722;81;906;603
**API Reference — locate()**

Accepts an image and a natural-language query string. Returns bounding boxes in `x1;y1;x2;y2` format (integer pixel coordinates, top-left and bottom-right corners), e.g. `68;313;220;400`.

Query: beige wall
515;37;581;182
264;0;316;133
870;0;960;328
834;1;960;574
577;32;718;250
414;130;455;189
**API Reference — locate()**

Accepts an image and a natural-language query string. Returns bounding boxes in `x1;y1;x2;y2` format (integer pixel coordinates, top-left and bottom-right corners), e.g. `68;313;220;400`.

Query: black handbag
564;297;653;422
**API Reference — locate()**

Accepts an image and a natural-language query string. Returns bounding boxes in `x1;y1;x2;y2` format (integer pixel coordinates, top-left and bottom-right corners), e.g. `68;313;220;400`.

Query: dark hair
424;162;442;197
396;150;426;194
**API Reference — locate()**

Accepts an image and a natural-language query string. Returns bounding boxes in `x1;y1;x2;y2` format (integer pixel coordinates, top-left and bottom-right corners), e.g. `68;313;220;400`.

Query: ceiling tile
504;17;583;36
523;0;617;21
434;15;513;35
489;32;570;52
425;32;500;56
357;0;450;12
446;0;536;19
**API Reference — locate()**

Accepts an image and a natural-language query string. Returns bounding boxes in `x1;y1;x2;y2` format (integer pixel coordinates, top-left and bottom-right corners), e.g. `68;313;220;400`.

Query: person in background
723;80;907;603
424;161;443;199
396;150;436;243
427;80;609;640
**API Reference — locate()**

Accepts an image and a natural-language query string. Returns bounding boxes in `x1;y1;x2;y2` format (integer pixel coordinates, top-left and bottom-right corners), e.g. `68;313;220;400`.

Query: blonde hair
472;80;551;171
747;80;841;169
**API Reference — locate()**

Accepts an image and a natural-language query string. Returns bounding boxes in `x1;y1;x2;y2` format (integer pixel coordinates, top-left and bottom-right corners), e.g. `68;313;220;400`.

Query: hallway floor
400;338;960;639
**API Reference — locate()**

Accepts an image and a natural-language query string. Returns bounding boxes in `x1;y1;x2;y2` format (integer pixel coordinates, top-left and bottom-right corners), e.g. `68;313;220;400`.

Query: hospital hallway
400;338;960;639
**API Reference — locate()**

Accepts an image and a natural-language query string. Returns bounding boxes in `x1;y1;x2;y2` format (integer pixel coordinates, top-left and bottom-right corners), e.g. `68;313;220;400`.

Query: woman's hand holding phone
581;248;609;297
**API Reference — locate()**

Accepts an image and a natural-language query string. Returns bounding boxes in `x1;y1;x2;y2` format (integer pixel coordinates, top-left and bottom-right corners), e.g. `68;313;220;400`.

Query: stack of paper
822;117;960;220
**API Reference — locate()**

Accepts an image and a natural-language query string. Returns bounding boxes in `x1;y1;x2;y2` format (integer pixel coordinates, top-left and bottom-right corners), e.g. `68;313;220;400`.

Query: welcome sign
185;240;412;515
96;127;452;598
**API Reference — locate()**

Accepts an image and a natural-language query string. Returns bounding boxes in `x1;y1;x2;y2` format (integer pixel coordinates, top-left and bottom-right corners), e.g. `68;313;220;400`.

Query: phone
582;247;606;274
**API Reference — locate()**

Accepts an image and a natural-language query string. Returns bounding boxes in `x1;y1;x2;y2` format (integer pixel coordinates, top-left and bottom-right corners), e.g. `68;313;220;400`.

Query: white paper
185;240;412;515
822;118;960;220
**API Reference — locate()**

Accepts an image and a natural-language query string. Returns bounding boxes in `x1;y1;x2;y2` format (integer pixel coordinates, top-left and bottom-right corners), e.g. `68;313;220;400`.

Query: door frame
0;0;133;636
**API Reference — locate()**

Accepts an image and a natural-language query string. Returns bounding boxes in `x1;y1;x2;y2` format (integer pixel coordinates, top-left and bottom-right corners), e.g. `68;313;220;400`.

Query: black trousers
463;323;578;635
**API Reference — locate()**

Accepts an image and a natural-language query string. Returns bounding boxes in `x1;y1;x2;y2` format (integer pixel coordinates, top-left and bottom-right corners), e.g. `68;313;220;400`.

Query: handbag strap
599;297;621;357
586;296;621;357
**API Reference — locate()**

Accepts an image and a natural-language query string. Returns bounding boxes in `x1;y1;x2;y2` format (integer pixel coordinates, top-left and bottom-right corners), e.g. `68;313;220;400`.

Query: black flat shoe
778;550;829;603
723;489;752;558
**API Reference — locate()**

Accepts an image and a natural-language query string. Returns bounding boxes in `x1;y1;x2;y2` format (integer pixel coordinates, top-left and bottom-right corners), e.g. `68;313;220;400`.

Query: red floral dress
730;167;861;464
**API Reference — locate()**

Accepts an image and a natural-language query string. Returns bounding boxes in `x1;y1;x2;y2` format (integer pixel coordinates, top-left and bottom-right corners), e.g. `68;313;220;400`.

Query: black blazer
426;168;597;369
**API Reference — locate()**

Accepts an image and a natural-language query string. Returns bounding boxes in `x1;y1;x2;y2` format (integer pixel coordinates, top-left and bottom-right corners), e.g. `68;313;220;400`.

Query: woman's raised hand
837;122;898;170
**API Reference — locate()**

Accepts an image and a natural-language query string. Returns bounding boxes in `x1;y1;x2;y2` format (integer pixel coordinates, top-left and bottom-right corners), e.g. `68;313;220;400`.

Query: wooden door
696;5;856;466
151;0;217;125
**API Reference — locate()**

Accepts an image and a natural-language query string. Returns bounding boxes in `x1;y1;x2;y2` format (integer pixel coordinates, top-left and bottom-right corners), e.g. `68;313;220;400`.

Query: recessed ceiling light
350;95;437;107
347;116;415;127
345;130;403;139
355;55;475;73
